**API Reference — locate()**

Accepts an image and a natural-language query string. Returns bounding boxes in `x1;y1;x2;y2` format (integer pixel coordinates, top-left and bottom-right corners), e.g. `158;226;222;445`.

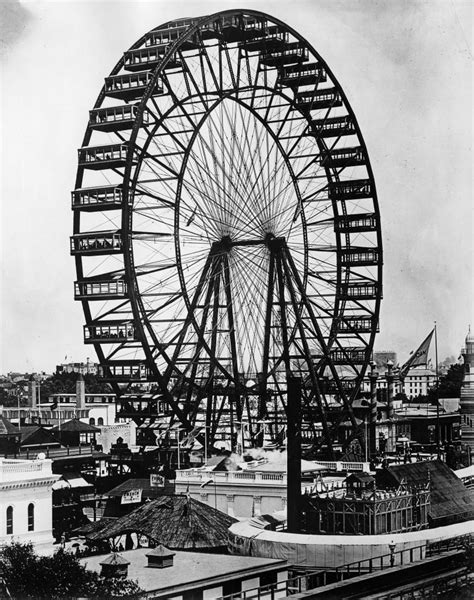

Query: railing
176;469;287;485
219;545;428;600
314;461;371;472
0;458;53;481
2;444;100;461
426;533;473;556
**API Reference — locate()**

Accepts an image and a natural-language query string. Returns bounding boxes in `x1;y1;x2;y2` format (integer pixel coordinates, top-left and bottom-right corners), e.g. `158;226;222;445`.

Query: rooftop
377;460;474;524
81;548;286;595
81;495;237;550
105;477;174;498
50;418;100;433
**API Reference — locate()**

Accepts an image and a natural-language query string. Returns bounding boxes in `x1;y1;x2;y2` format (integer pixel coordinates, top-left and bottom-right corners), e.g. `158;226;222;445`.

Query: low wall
229;519;474;568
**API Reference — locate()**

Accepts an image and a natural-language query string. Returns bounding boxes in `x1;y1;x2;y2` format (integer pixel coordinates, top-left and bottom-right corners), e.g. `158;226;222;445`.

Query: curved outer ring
74;8;383;405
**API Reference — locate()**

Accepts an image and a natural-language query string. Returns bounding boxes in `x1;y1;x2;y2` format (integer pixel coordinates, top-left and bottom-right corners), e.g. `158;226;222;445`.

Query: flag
400;329;434;380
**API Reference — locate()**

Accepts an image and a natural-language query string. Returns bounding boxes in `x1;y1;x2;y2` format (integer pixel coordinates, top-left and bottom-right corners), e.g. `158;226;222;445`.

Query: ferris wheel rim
72;8;383;448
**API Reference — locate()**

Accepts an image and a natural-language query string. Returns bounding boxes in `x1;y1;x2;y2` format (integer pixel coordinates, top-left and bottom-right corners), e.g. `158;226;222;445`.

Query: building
175;455;331;518
56;358;98;376
47;374;116;426
0;458;58;545
461;327;474;451
101;478;176;518
50;418;99;447
376;460;474;527
360;366;436;400
302;472;430;535
0;416;21;455
229;463;474;570
82;548;288;600
402;367;437;399
78;494;237;553
3;376;117;428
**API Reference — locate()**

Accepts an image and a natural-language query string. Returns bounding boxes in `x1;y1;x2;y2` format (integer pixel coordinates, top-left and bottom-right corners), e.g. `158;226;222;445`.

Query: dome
466;326;474;344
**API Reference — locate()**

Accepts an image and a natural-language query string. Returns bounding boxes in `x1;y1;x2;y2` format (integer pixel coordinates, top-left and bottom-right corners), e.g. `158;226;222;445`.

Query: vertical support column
226;495;235;518
386;360;394;419
369;362;379;457
287;375;302;533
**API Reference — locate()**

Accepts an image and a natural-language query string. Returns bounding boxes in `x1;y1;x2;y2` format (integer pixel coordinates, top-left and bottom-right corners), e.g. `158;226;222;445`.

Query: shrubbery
0;542;141;599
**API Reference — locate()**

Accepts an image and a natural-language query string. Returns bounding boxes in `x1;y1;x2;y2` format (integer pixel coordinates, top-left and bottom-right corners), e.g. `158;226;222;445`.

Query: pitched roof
19;425;59;446
0;415;19;435
82;495;237;550
50;418;100;433
146;545;175;558
74;517;117;537
100;552;130;566
378;460;474;525
105;478;175;498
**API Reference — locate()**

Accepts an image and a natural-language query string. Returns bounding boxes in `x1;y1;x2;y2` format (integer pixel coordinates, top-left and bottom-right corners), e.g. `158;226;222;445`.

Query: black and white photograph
0;1;472;598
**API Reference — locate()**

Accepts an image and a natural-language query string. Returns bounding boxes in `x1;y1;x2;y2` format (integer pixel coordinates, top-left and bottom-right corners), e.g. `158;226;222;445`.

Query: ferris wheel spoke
73;11;382;447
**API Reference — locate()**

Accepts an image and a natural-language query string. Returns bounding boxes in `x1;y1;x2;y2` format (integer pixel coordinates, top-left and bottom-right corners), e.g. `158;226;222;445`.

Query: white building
56;359;98;376
175;456;353;518
0;458;58;545
360;366;436;399
402;367;437;398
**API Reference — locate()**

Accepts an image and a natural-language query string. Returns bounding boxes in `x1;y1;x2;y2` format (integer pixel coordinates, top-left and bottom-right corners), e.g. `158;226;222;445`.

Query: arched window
89;417;95;426
97;417;104;426
6;506;13;535
28;503;34;532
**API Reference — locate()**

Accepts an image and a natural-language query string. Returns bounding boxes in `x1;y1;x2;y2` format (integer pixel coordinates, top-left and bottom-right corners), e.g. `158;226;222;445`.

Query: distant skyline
1;0;472;373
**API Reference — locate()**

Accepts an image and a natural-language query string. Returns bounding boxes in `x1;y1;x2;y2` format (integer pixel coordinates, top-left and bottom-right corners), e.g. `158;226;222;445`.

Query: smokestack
76;374;86;410
28;375;37;408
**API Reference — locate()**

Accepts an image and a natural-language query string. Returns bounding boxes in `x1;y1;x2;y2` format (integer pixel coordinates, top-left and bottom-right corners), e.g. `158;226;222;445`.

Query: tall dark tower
460;327;474;451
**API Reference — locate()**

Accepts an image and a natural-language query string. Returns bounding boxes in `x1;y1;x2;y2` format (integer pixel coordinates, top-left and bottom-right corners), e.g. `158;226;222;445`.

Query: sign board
150;474;165;487
121;489;143;505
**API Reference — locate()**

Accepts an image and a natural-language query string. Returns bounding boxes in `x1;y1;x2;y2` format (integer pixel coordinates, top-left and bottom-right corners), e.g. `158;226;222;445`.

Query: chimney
146;545;175;569
76;374;86;410
99;553;130;579
28;375;37;408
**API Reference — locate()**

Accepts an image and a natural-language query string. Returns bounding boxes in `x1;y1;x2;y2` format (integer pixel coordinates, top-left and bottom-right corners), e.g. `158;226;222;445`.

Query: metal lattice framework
72;10;383;454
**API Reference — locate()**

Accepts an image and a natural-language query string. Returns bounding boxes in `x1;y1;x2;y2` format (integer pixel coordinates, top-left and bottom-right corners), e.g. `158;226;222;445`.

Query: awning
52;473;93;490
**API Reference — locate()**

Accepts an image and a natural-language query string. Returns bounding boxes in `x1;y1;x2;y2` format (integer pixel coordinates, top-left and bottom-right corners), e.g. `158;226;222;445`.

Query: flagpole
434;321;440;460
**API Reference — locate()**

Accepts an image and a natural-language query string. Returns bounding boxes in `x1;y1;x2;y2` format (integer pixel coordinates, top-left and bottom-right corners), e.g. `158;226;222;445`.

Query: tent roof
82;495;237;550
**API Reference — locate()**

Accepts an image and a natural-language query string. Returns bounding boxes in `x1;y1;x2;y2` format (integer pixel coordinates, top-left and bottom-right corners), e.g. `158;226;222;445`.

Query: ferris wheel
71;9;382;453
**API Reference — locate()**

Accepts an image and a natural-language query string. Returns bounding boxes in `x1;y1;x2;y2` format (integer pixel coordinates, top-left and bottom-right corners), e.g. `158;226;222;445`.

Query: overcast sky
0;0;472;373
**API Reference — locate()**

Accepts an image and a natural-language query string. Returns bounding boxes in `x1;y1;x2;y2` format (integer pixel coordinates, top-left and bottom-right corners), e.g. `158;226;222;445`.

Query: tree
0;542;141;599
38;372;112;402
427;363;465;402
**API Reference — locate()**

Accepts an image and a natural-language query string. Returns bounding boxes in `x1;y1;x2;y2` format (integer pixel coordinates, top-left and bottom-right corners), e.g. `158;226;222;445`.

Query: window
97;417;104;426
89;417;95;425
6;506;13;535
28;503;34;531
